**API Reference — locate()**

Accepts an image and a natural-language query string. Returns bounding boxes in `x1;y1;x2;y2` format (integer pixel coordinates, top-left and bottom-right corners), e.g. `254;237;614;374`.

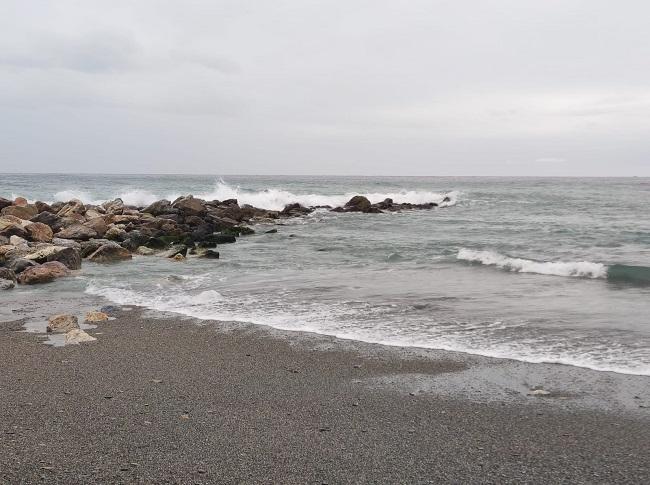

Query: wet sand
1;308;649;484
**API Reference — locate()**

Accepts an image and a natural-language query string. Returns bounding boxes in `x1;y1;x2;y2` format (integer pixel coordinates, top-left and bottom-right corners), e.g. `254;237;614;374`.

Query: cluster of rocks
47;310;109;345
0;193;451;290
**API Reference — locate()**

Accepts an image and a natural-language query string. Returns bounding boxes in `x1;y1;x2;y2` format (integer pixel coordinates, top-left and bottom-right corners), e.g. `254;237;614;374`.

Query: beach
2;307;649;484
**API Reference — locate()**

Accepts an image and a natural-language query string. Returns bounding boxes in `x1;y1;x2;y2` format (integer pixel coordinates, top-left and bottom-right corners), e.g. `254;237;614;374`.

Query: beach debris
85;311;109;322
47;314;79;333
152;379;163;384
64;329;97;345
100;305;120;316
528;389;551;396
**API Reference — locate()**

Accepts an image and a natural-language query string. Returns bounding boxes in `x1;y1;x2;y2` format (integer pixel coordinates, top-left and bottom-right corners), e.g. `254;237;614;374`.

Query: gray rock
56;224;98;241
87;244;132;263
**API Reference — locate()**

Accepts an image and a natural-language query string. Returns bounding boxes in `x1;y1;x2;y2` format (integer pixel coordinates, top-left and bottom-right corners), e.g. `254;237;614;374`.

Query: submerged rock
47;314;79;333
344;195;372;212
136;246;156;255
199;249;220;259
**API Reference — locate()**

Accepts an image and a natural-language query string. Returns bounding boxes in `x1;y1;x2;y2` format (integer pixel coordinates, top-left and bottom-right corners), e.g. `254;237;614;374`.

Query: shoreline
2;306;649;483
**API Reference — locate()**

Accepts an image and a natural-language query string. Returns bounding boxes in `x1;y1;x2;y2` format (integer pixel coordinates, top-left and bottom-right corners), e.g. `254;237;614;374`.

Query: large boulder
0;197;12;210
34;201;53;213
9;235;29;248
172;196;206;216
0;222;28;239
51;237;81;249
162;244;188;258
47;314;79;333
1;204;38;220
80;239;115;257
344;195;372;212
17;261;70;285
47;247;82;270
25;222;53;243
102;198;124;214
56;223;98;241
86;244;132;263
143;199;172;216
104;225;127;241
30;211;62;230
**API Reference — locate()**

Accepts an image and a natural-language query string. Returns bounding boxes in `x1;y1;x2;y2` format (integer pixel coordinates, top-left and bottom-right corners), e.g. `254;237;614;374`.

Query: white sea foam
457;249;608;279
51;180;458;211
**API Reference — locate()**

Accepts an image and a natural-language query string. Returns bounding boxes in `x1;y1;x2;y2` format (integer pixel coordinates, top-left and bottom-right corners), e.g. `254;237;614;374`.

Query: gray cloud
0;0;649;175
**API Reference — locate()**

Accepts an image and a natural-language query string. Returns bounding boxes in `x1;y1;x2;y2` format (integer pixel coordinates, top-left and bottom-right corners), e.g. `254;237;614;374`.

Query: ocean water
2;174;650;375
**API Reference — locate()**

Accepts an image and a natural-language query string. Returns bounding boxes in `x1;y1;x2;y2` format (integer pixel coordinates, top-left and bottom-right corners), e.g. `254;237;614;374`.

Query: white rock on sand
65;329;97;345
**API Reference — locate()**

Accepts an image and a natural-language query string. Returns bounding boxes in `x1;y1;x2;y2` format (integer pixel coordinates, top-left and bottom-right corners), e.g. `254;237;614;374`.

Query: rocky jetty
0;193;451;289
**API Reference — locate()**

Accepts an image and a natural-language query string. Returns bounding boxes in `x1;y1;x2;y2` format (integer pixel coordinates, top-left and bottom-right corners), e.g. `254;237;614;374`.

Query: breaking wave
457;249;608;278
52;180;458;211
457;249;650;285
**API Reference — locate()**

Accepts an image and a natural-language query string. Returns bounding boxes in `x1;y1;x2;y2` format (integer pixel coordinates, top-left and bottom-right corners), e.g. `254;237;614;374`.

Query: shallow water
2;174;649;375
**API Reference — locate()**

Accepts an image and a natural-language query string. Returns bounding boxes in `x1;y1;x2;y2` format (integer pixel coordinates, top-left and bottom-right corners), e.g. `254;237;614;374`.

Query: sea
1;174;649;376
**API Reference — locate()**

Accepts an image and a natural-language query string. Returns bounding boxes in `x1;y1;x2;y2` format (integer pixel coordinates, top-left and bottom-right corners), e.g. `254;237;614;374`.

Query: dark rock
172;196;206;216
100;305;120;316
344;195;372;212
0;197;12;210
51;237;81;249
265;229;278;234
30;211;62;229
204;234;236;245
34;201;53;213
281;203;312;217
17;261;70;285
199;250;220;259
80;239;117;258
221;199;238;206
46;247;82;270
6;258;38;274
56;200;85;218
145;237;168;250
197;241;217;248
0;223;28;239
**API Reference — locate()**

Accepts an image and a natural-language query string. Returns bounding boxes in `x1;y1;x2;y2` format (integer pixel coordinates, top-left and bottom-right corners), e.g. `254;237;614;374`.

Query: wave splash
52;180;458;211
457;249;608;278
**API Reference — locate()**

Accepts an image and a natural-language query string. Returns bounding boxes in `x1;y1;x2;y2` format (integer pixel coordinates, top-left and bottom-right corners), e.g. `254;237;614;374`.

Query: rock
172;196;206;216
25;222;53;242
51;237;81;249
47;314;79;333
34;201;53;213
265;229;278;234
14;197;28;206
204;234;237;245
0;214;26;229
281;203;312;216
172;253;186;261
65;329;97;344
199;249;220;259
162;244;188;258
56;224;98;241
46;247;82;270
87;244;132;263
85;311;109;322
84;217;108;237
102;198;124;214
528;389;551;396
144;237;167;249
6;258;38;274
56;200;86;218
100;305;120;316
0;279;14;290
30;211;62;229
79;239;114;257
136;246;155;255
143;199;171;216
18;261;70;285
344;195;372;212
0;197;12;210
104;225;127;241
1;204;38;220
9;235;29;247
0;267;17;284
0;222;28;239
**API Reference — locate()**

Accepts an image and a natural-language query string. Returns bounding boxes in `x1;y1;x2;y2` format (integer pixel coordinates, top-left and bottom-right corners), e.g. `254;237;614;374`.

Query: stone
25;222;53;242
56;200;86;218
136;246;155;255
6;258;38;274
203;234;236;245
87;244;132;263
144;237;168;249
0;279;14;290
0;197;12;210
85;311;109;322
172;253;186;261
46;247;82;270
34;201;53;213
265;229;278;234
13;197;28;206
18;261;70;285
30;211;62;229
0;222;28;240
84;217;108;237
102;198;124;214
528;389;551;396
199;249;220;259
51;237;81;249
9;235;29;247
104;225;127;241
162;244;188;258
65;329;97;344
100;305;120;316
344;195;372;212
56;224;98;241
1;204;38;220
143;199;171;216
172;196;206;216
47;314;79;333
0;267;17;284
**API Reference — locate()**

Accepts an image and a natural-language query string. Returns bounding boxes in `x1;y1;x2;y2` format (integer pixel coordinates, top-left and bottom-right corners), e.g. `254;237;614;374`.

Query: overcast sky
1;0;649;176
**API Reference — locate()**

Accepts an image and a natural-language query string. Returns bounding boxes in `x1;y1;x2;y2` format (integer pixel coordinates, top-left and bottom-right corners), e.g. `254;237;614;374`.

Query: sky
1;0;649;176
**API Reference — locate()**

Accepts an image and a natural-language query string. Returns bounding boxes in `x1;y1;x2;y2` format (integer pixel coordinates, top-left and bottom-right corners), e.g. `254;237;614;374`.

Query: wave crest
457;249;608;279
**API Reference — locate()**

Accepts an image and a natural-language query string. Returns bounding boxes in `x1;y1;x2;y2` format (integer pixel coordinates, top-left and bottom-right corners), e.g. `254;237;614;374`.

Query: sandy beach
1;307;649;484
